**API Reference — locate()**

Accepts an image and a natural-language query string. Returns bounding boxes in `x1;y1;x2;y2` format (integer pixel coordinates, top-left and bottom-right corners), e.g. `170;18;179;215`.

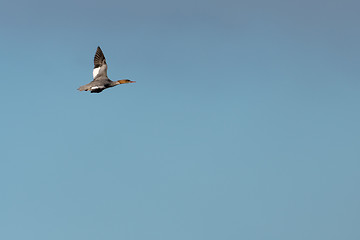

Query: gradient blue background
1;0;359;239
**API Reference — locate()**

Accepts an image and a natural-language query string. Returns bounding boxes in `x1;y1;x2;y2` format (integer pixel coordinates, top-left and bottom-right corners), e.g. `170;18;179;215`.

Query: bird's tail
78;84;90;91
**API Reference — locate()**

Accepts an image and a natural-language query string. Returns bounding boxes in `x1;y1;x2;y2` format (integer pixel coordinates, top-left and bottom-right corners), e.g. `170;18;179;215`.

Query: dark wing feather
93;46;108;79
94;46;106;68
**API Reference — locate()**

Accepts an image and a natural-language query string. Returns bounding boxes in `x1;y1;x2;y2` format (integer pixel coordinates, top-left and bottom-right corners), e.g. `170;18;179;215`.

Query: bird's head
116;79;136;85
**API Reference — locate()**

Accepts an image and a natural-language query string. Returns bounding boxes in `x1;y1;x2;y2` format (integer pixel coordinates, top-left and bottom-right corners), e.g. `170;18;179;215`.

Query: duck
78;46;135;93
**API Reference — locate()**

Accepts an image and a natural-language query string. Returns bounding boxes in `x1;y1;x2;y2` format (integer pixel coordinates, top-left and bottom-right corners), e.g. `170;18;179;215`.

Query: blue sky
1;0;359;239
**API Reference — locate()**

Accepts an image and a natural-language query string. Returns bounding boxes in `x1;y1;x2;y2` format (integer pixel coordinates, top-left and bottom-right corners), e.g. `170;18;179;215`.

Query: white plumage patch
93;67;100;79
91;86;103;90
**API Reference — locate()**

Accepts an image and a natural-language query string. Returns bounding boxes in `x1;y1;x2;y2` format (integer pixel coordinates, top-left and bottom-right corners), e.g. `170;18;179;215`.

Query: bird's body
78;46;135;93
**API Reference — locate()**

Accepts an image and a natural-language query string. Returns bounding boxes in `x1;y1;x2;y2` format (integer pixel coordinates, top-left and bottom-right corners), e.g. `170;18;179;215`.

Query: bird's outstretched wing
93;46;108;79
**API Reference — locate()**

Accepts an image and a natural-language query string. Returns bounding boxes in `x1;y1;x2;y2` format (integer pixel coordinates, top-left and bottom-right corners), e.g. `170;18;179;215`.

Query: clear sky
1;0;359;239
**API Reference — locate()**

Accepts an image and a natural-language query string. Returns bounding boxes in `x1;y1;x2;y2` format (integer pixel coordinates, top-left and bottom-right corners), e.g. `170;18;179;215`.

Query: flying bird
78;46;135;93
